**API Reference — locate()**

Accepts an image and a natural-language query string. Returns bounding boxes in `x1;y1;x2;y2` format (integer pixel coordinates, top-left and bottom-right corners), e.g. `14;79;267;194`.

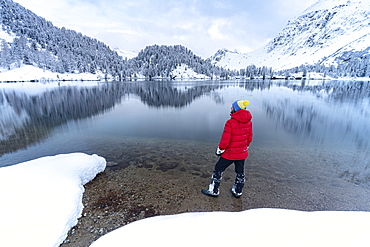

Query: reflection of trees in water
5;79;364;158
138;83;221;108
0;80;274;156
263;85;369;149
286;80;370;103
0;82;241;156
263;80;370;188
0;85;122;156
266;80;370;142
137;80;272;107
264;99;318;138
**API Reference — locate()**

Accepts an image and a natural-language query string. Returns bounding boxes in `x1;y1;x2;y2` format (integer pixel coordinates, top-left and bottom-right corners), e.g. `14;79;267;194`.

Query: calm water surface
1;80;369;209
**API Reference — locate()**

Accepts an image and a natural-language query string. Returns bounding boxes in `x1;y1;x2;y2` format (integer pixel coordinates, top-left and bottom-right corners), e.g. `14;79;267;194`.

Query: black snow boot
230;173;245;198
201;170;223;197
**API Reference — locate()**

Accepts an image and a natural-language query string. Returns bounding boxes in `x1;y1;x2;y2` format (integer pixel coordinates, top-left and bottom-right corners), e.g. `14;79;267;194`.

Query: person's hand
215;147;225;156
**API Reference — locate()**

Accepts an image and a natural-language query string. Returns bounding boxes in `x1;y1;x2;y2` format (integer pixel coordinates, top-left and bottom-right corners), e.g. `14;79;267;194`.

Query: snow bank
171;64;210;79
90;208;370;247
0;63;212;82
0;65;104;82
0;153;106;247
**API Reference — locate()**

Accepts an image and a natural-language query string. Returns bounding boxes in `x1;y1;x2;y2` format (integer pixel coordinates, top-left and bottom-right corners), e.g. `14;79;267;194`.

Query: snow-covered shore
0;65;105;82
0;64;211;83
0;153;106;247
90;209;370;247
1;64;369;83
0;153;369;247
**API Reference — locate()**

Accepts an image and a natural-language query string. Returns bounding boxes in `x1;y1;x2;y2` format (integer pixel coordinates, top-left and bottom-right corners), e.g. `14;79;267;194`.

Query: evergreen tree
0;39;11;69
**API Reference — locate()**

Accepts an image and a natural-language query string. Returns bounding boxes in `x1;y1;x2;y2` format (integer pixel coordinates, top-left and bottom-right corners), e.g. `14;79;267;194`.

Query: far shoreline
2;65;370;84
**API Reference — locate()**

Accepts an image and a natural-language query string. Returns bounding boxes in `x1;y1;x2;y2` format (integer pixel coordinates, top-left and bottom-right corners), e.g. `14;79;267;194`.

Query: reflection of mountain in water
264;99;318;137
139;80;272;107
138;83;219;108
0;85;121;156
285;80;370;103
265;80;369;148
263;80;370;187
0;82;211;155
0;80;273;156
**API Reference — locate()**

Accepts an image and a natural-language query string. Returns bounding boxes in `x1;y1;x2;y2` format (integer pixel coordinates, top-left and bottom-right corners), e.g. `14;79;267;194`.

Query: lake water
1;80;369;211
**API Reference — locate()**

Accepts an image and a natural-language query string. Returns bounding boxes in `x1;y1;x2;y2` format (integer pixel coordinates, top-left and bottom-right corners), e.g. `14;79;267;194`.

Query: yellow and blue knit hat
232;100;250;112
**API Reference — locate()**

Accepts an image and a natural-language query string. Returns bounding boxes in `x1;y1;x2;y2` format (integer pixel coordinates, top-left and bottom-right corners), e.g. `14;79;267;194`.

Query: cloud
208;19;230;40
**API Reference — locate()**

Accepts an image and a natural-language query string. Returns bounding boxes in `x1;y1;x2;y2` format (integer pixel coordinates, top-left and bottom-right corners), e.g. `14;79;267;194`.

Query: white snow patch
0;27;16;43
0;153;106;247
0;65;105;83
113;48;138;59
90;208;370;247
171;64;211;79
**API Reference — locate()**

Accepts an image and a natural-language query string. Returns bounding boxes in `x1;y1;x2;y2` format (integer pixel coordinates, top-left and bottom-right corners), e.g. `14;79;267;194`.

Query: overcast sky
14;0;317;58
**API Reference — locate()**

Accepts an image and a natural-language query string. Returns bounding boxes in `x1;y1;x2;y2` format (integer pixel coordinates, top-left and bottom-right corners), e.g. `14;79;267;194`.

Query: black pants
209;157;246;194
214;157;245;174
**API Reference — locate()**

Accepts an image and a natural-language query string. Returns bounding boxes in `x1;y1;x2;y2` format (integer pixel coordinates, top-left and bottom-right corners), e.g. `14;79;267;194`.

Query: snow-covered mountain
0;0;216;81
211;0;370;70
208;48;249;70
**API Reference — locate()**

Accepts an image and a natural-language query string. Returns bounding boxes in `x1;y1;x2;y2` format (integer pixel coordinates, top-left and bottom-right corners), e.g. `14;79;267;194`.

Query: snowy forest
122;45;234;79
277;49;370;79
0;0;125;77
0;0;234;80
1;0;369;80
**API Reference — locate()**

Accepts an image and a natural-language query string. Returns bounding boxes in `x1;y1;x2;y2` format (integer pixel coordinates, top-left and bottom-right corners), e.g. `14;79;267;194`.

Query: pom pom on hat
232;100;250;112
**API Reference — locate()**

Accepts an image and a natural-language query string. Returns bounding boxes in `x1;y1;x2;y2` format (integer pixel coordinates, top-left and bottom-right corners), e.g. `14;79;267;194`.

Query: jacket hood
231;109;252;123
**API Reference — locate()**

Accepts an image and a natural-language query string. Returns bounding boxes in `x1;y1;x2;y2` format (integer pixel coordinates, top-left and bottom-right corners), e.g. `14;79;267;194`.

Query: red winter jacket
218;109;253;160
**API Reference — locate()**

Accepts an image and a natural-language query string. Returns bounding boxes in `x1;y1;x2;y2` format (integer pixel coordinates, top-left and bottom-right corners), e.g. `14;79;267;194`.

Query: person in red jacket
202;100;253;198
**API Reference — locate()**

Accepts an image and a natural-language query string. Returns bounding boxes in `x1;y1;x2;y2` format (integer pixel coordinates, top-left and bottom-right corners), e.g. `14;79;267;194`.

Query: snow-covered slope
0;26;16;42
113;48;138;60
211;0;370;70
208;48;250;70
171;64;210;79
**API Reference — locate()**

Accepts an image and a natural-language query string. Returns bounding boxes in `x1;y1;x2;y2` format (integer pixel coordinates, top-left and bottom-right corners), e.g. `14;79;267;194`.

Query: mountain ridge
211;0;370;72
